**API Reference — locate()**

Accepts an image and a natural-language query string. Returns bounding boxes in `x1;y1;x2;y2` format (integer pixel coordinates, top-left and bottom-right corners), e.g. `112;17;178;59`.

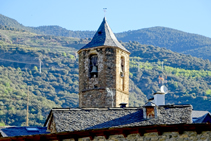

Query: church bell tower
77;17;130;108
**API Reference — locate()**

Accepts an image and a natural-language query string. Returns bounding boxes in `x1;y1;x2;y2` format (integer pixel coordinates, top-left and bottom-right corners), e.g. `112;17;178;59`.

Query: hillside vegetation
0;16;211;126
0;28;147;126
0;14;27;30
117;27;211;52
0;14;95;39
1;14;211;61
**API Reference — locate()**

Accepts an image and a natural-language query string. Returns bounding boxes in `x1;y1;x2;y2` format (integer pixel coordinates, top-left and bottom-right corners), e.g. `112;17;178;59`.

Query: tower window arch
89;54;98;78
120;56;125;77
120;56;125;91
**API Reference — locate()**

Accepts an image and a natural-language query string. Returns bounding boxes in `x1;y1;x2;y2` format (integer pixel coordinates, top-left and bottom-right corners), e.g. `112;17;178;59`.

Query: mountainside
1;14;211;61
0;14;95;39
0;28;211;127
116;27;211;53
0;14;28;30
1;14;211;127
30;26;95;39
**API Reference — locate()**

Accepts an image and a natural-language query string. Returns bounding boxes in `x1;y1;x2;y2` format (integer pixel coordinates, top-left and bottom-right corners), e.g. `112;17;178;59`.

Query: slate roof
79;17;130;53
45;105;192;132
0;126;49;137
193;113;211;123
192;110;210;118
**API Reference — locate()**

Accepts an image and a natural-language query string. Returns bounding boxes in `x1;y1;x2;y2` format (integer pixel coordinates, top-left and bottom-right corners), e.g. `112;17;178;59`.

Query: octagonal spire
79;17;130;53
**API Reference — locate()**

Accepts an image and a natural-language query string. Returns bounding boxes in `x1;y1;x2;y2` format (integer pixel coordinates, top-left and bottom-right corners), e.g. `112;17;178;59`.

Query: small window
89;54;98;78
146;107;155;118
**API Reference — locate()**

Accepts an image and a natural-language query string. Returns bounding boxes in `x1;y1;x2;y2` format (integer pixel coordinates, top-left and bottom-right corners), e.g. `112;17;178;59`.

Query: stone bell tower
77;17;130;108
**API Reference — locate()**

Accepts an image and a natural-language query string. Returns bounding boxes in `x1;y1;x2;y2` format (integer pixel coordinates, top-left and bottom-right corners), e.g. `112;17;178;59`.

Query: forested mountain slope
0;16;211;126
0;14;27;30
30;26;95;39
0;14;95;39
117;27;211;52
0;28;147;126
1;14;211;61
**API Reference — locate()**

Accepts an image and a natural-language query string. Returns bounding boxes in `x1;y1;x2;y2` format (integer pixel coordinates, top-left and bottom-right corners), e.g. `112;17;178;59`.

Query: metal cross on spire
103;8;107;17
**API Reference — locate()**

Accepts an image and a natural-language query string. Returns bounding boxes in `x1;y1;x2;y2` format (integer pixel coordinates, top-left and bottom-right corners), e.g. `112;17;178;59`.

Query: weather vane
158;62;167;85
103;8;107;17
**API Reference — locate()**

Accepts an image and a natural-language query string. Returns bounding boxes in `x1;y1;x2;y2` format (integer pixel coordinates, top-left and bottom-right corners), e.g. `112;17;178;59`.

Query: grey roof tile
50;106;192;132
193;113;211;123
79;17;130;53
0;127;49;137
192;110;210;118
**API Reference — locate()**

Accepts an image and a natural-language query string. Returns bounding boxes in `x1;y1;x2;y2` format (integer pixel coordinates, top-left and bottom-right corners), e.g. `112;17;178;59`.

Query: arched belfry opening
89;54;98;78
77;17;130;108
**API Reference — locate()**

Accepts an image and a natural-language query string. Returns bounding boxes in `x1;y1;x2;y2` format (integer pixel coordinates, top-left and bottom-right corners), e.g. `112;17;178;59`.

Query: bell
91;66;98;73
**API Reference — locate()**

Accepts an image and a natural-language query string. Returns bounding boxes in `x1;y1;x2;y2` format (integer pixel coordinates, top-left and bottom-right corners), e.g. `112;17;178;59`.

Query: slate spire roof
79;17;130;53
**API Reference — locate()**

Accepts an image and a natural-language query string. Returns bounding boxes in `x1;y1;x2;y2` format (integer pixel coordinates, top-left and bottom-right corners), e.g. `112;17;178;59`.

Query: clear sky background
0;0;211;37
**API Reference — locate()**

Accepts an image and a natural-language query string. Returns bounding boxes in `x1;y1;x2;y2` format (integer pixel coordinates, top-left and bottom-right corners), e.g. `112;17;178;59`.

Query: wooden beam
89;133;95;140
103;131;110;139
122;130;130;138
138;129;145;136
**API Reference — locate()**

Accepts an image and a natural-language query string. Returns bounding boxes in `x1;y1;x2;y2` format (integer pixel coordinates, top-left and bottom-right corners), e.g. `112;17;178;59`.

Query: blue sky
1;0;211;37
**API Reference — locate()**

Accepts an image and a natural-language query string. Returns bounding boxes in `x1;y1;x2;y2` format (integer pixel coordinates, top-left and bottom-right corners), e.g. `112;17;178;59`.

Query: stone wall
156;106;192;124
74;131;211;141
78;47;130;108
49;117;56;133
115;48;130;107
115;48;130;93
115;90;129;107
78;48;107;91
79;89;115;108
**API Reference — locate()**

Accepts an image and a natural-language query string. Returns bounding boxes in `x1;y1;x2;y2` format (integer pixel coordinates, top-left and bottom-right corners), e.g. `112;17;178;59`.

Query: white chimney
153;91;165;106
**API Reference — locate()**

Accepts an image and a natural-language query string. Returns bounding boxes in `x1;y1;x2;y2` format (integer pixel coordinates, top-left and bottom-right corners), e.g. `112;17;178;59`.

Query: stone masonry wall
104;47;116;88
78;48;108;92
115;48;130;107
79;89;115;108
115;48;130;93
63;131;211;141
79;47;130;108
49;117;57;133
115;90;129;107
157;106;192;124
79;131;211;141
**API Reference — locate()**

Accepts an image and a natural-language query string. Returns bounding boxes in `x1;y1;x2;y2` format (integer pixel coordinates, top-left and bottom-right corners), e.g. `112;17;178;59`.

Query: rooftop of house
79;17;130;53
2;124;211;141
192;110;210;118
0;126;49;137
192;110;211;123
45;105;192;133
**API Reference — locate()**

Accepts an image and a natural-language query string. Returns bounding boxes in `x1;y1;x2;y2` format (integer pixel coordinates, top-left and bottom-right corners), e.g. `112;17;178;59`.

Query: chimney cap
148;97;154;101
119;103;127;108
153;91;165;95
143;102;156;107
